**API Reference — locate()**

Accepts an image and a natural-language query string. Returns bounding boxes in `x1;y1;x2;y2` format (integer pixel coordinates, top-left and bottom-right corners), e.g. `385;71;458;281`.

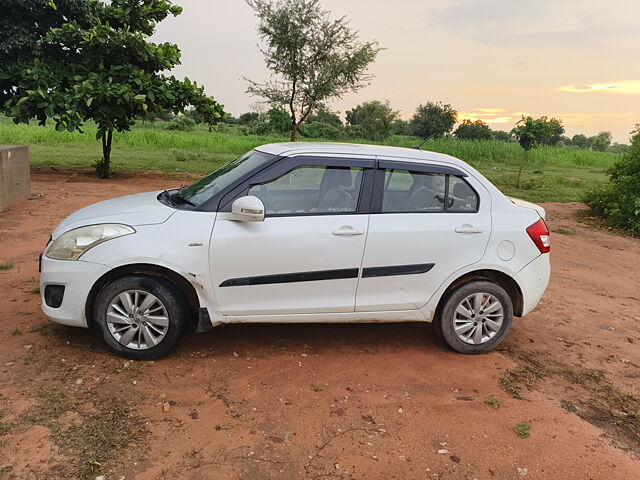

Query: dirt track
0;170;638;480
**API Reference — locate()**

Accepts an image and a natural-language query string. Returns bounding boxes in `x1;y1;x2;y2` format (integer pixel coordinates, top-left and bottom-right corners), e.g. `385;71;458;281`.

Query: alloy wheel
453;292;504;345
106;290;169;350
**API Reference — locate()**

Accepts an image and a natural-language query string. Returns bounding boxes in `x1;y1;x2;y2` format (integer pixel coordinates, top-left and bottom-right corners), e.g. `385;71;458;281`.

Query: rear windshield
179;150;275;206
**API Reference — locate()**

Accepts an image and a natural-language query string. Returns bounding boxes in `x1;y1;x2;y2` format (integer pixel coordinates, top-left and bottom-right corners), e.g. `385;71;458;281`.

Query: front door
210;158;374;316
355;160;491;312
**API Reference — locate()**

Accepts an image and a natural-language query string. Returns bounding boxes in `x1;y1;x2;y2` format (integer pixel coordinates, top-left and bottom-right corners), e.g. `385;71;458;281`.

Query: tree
266;106;291;134
345;101;398;141
245;0;380;141
591;131;613;152
454;119;493;140
585;125;640;234
492;130;513;142
0;0;97;104
391;119;410;136
238;112;260;125
1;0;225;178
409;102;457;139
307;108;343;127
571;134;590;149
542;117;565;145
511;116;554;188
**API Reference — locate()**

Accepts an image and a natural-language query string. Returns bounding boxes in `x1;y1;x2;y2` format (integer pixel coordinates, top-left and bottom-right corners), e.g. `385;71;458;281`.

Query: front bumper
40;255;110;328
516;253;551;316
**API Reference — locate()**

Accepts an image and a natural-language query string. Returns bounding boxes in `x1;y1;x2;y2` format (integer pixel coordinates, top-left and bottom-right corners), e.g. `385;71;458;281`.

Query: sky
154;0;640;143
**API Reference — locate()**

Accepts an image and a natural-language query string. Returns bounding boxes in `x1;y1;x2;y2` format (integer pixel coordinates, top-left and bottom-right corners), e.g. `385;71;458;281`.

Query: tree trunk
290;121;298;142
100;130;113;179
516;149;527;188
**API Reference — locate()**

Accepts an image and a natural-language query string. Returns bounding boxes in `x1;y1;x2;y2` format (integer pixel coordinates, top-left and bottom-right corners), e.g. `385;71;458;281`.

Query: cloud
430;0;639;49
560;81;640;94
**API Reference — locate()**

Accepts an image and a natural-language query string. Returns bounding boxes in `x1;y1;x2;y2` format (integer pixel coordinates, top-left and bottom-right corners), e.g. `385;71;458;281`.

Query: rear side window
248;165;364;215
380;169;478;213
448;175;479;212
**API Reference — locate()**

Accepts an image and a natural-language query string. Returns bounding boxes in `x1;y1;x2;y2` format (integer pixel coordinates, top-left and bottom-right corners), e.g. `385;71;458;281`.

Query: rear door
210;156;375;316
355;158;491;312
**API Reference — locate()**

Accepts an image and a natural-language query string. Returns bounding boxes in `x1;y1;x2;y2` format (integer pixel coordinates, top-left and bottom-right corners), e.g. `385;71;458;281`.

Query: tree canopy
245;0;380;141
590;131;613;152
454;119;493;141
409;102;457;139
1;0;225;178
345;100;398;141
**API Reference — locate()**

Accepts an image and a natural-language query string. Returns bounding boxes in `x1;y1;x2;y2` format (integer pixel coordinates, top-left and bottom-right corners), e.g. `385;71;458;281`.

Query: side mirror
230;195;265;222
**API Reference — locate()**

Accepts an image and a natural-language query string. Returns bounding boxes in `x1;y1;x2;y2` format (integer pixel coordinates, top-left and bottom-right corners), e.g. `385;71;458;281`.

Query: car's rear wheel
436;281;513;354
93;275;188;360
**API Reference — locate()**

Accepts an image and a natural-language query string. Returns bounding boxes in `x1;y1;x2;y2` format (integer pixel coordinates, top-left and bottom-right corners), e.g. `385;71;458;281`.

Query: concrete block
0;145;30;211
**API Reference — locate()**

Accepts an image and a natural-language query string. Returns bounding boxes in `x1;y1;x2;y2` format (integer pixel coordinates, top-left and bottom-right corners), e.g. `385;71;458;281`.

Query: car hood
52;191;176;238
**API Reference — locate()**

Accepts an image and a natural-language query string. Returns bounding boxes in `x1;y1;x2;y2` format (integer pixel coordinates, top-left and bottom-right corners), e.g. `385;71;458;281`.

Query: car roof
254;142;466;167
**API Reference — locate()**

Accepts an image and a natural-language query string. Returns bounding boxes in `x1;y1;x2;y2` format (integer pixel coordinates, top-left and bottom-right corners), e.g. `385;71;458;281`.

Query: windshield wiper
171;190;196;207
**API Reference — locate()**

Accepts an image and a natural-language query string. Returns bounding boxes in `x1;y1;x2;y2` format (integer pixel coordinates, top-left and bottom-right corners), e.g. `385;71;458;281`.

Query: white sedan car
40;142;550;359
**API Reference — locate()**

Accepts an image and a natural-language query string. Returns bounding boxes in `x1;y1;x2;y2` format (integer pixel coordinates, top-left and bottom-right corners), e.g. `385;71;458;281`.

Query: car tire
93;275;188;360
436;281;513;354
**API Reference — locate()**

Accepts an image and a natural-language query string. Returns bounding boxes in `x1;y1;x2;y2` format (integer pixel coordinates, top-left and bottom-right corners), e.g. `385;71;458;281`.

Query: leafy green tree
454;119;493;140
245;0;380;141
511;116;554;188
267;106;291;134
492;130;513;142
590;131;613;152
238;112;260;125
391;119;410;136
346;101;398;141
585;125;640;234
410;102;458;139
1;0;225;178
571;134;590;149
0;0;97;104
542;117;565;145
307;109;343;127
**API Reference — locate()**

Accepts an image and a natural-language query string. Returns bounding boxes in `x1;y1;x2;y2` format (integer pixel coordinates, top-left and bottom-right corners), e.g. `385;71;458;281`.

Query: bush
584;126;640;235
165;115;196;131
343;125;363;139
299;121;343;140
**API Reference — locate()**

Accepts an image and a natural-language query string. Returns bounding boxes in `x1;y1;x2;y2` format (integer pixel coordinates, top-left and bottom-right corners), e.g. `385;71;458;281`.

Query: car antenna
412;133;437;150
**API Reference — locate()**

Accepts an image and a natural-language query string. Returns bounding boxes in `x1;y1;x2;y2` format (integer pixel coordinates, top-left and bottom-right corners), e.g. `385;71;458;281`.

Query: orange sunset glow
156;0;640;142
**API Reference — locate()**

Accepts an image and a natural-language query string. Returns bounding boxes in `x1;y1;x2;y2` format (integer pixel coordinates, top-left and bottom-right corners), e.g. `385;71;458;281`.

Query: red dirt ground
0;170;638;480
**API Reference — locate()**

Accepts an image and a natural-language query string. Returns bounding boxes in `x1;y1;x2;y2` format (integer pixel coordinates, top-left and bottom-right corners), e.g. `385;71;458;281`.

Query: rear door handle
332;226;364;236
455;224;483;234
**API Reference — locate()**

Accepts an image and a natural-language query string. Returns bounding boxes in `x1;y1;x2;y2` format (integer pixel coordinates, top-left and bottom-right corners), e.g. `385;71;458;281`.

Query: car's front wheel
93;275;188;360
436;280;513;354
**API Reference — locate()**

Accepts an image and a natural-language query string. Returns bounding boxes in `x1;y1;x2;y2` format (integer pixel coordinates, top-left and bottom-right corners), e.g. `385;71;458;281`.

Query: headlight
46;224;135;260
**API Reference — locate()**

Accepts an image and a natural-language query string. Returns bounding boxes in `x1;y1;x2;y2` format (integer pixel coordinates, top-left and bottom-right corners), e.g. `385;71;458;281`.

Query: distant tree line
182;101;623;152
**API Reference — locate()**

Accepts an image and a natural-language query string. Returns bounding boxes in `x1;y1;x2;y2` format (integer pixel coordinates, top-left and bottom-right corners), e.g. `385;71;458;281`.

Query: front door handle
455;224;483;234
332;226;364;236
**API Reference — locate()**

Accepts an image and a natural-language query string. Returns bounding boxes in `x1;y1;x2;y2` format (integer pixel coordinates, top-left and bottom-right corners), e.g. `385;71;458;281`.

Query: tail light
526;218;550;254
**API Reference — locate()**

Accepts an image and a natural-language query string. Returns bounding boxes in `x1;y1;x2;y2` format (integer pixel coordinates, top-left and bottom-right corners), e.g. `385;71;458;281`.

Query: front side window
248;165;364;215
178;150;275;207
381;169;446;213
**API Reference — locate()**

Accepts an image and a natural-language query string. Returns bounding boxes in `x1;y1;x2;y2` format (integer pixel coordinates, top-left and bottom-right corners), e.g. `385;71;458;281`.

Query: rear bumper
40;256;110;328
515;254;550;316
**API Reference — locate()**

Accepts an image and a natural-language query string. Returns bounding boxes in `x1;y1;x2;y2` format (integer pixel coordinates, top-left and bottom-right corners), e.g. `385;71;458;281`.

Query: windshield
178;150;274;206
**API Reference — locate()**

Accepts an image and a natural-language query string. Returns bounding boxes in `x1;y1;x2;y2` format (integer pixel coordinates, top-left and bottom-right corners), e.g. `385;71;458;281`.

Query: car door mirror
230;195;265;222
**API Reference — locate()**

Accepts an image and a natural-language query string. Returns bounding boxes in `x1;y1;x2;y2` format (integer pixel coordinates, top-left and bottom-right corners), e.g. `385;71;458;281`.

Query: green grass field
0;117;618;203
